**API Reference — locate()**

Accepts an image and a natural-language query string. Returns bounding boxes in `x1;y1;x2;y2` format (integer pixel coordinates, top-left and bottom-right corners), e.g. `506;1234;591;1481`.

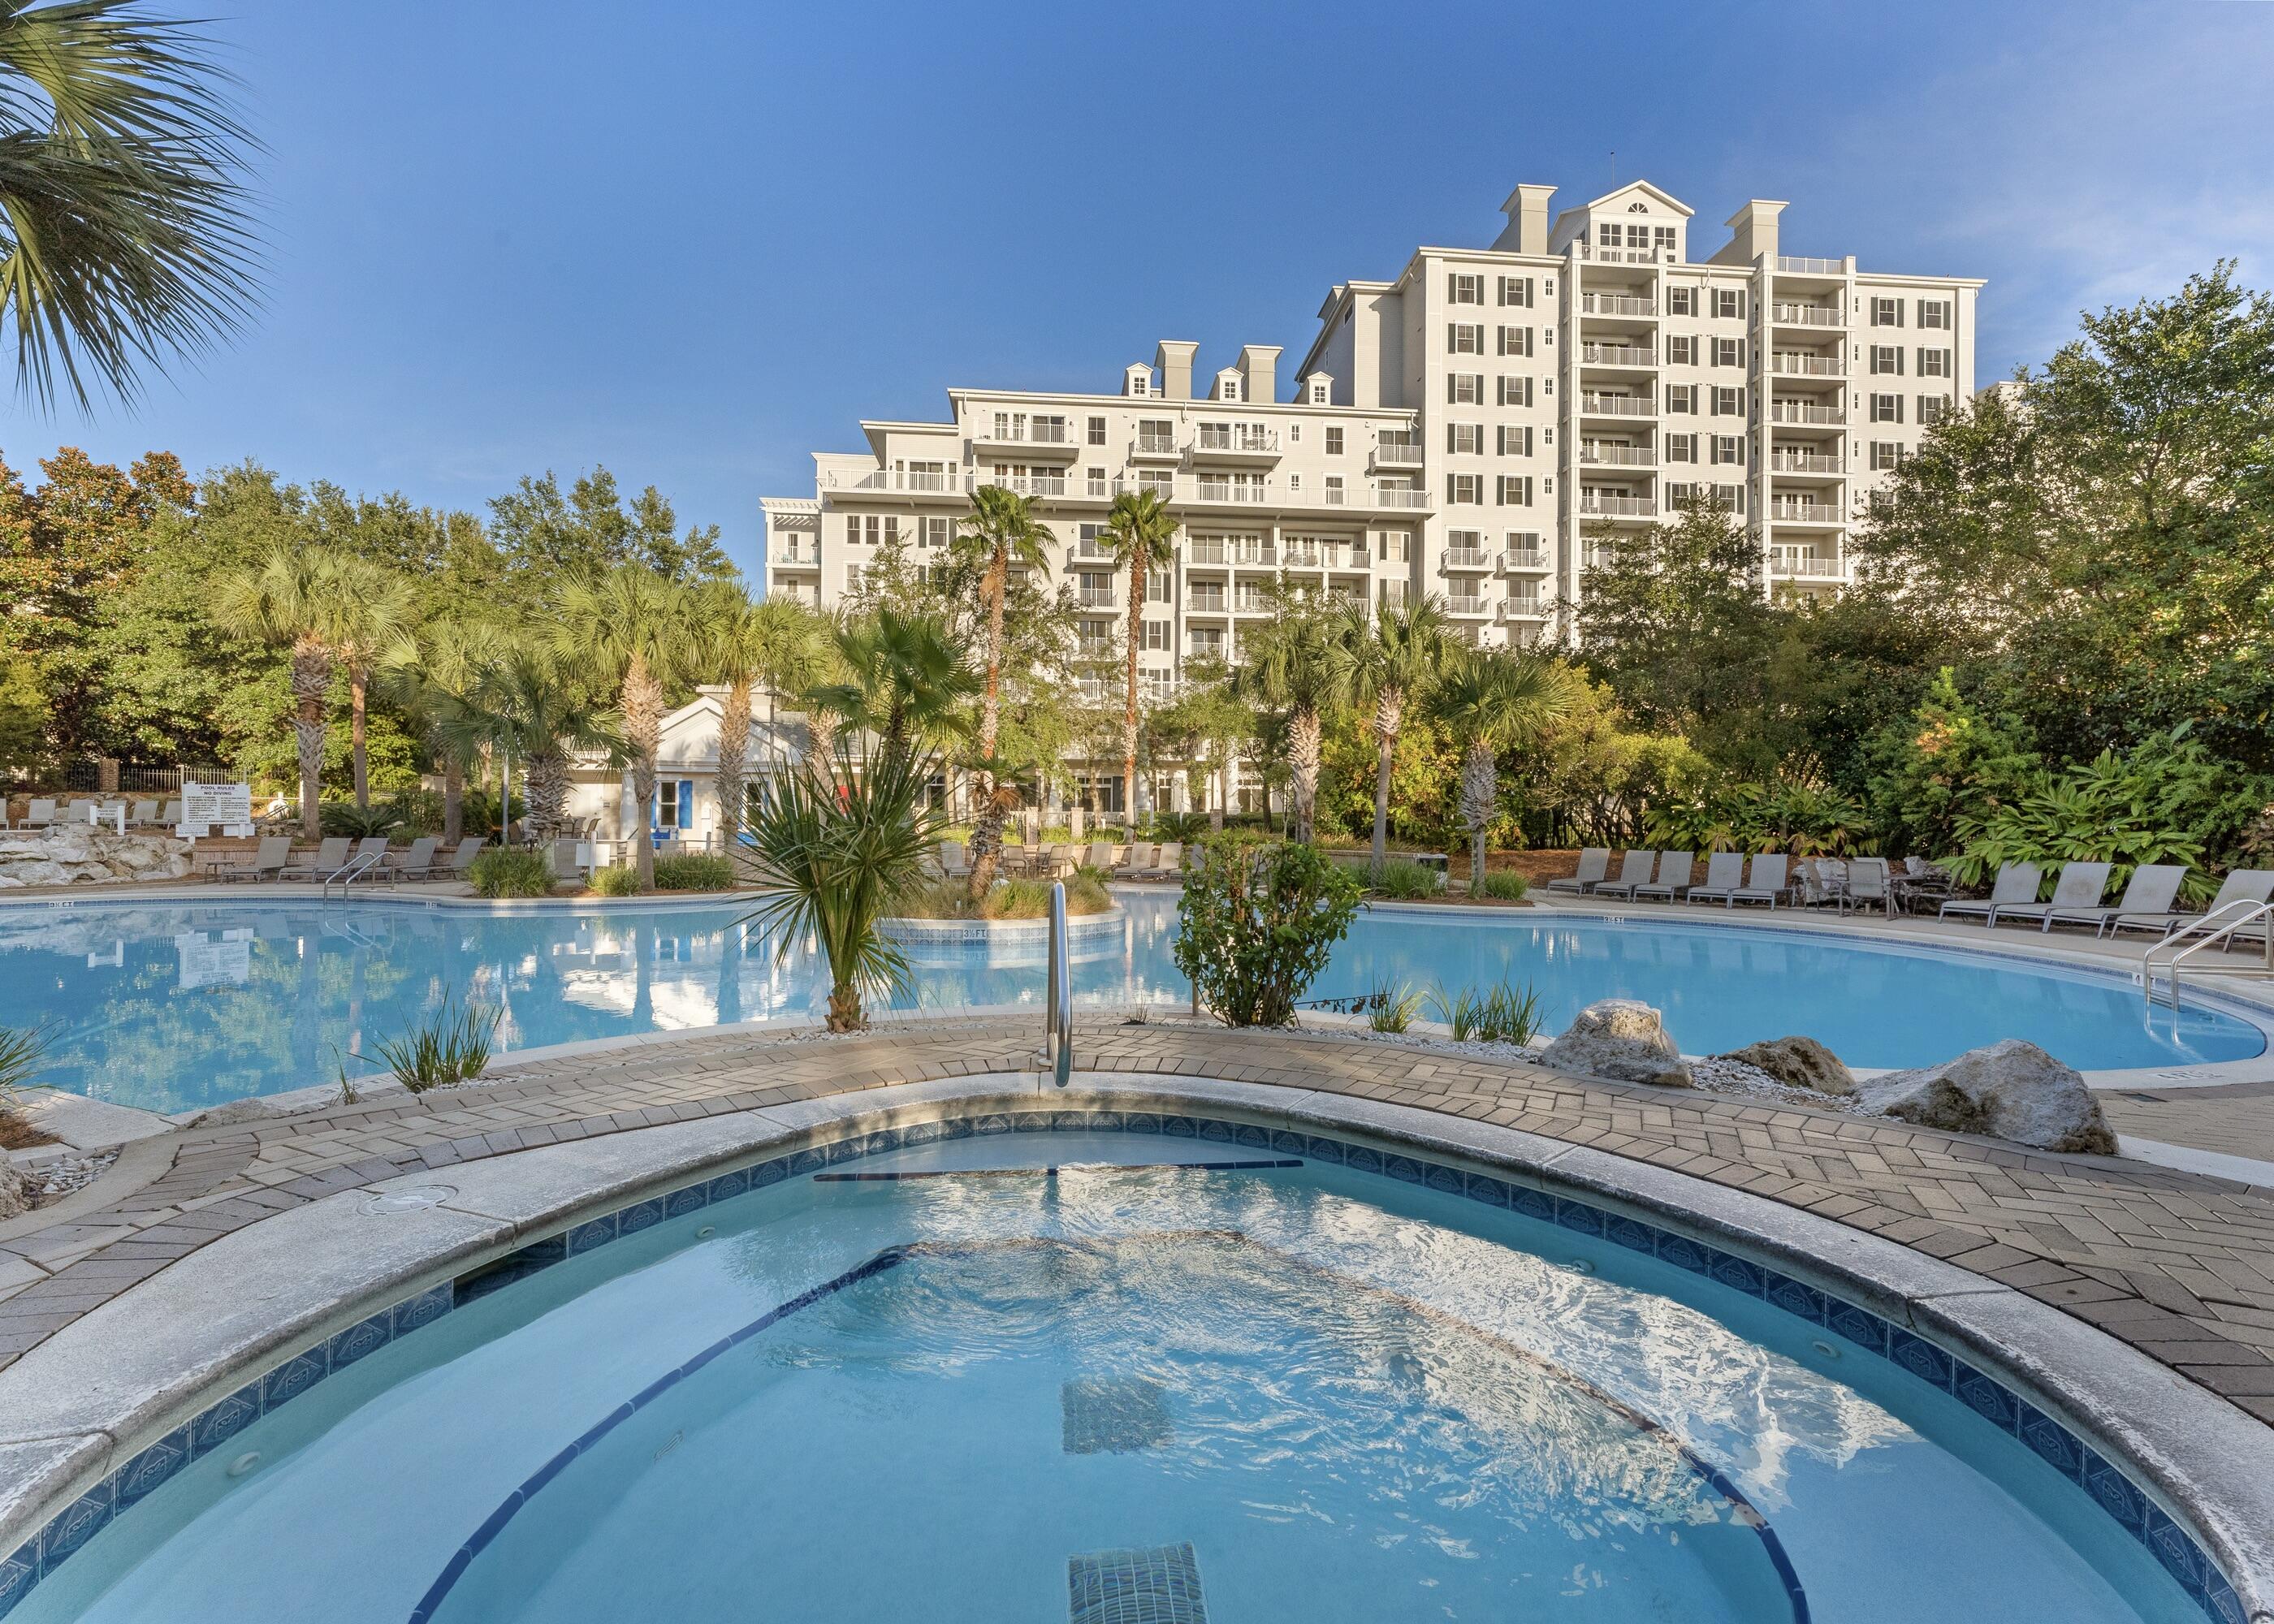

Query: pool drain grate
1061;1377;1174;1454
1068;1542;1208;1624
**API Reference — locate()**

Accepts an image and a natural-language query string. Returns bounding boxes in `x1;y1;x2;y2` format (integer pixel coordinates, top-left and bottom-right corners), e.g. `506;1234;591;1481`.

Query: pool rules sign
178;781;254;839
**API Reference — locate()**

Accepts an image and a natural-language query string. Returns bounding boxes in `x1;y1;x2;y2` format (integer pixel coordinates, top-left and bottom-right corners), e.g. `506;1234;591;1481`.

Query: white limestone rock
0;830;192;890
1539;998;1693;1088
1716;1034;1856;1095
1857;1039;2116;1155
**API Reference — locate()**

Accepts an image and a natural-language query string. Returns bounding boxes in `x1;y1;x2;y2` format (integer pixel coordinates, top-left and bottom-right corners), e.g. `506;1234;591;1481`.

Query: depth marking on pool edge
402;1231;1808;1624
814;1160;1303;1182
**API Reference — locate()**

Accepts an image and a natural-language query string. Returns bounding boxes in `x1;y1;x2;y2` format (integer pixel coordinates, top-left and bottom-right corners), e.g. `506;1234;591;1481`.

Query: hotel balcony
1769;400;1847;429
1188;424;1282;465
823;468;970;503
1498;547;1550;574
1768;451;1844;474
1580;292;1656;317
1444;593;1489;618
970;419;1080;460
1442;546;1493;572
974;472;1071;500
1771;353;1846;378
1580;342;1656;369
1497;596;1546;623
1077;585;1118;608
1580;392;1655;420
1580;444;1657;468
1767;498;1843;525
1126;434;1182;464
1775;255;1846;276
1577;491;1658;520
1370;437;1425;471
1770;549;1845;580
1771;300;1846;330
1574;243;1674;266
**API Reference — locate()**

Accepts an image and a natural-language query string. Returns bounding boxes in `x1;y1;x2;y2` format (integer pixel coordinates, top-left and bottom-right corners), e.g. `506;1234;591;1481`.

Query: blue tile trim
2;1108;2241;1624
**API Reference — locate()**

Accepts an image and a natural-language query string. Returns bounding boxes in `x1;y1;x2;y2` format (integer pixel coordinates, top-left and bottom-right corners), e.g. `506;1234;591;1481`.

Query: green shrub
1367;983;1423;1034
1173;837;1363;1028
319;800;404;839
0;1022;50;1109
652;853;734;892
466;847;554;899
900;866;1115;921
376;991;498;1092
1368;859;1442;900
590;864;640;897
1428;982;1544;1045
1470;868;1530;901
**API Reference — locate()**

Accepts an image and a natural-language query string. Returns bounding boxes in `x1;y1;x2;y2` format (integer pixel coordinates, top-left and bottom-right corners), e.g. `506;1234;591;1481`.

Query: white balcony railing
1770;550;1845;578
1187;594;1227;614
1771;302;1844;327
1769;499;1841;523
1192;477;1268;503
772;548;819;568
1078;587;1118;607
1499;548;1550;572
1373;438;1424;467
1185;540;1226;565
827;469;960;495
1445;594;1489;616
1195;424;1279;454
978;419;1073;445
1579;494;1658;517
1131;434;1178;458
1498;597;1545;621
1442;547;1491;570
976;473;1066;498
1378;583;1408;609
1770;452;1843;473
1581;293;1656;317
1580;393;1654;417
1576;244;1672;265
1580;444;1657;467
1282;547;1322;569
1581;343;1655;366
1772;354;1845;378
1377;486;1431;509
1775;255;1844;275
1770;401;1846;425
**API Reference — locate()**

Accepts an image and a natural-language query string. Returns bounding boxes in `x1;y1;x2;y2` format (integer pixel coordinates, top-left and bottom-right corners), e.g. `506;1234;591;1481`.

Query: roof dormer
1298;371;1335;406
1122;361;1154;397
1212;367;1245;403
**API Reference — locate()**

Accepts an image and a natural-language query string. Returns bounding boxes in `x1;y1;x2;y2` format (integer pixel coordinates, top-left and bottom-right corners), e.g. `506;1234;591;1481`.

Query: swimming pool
7;1120;2222;1622
0;892;2258;1113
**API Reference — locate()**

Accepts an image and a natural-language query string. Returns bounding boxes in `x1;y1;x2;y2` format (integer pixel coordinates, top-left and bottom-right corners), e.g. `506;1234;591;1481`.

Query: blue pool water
15;1131;2205;1622
0;892;2257;1112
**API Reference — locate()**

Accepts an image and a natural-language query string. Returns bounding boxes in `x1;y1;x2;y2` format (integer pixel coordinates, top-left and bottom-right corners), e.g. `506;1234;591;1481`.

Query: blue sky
11;0;2272;578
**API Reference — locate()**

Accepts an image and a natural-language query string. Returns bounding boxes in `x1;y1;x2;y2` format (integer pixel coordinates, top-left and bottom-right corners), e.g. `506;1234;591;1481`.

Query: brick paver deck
5;1016;2274;1424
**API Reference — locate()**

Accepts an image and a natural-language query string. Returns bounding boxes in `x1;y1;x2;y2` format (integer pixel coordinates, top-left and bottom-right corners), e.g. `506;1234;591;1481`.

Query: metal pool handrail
1044;880;1071;1087
2143;898;2274;1008
321;849;386;901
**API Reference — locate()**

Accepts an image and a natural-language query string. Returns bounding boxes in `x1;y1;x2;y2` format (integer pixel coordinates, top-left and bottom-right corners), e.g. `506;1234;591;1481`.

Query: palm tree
377;617;506;845
694;583;823;843
1331;596;1447;873
808;607;977;769
1235;598;1343;844
1431;647;1578;893
552;565;693;891
737;739;949;1032
1094;489;1179;823
948;484;1056;895
0;0;257;410
211;546;363;839
326;556;416;810
450;643;620;840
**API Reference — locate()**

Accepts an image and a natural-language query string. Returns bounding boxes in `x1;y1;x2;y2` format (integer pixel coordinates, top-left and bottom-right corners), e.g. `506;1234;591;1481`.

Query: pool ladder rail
320;849;387;901
1042;881;1072;1088
2141;899;2274;1009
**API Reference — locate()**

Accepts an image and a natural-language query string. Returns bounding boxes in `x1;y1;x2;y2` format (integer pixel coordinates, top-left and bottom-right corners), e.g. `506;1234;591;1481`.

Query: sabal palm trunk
805;706;837;771
1290;706;1321;844
716;676;752;845
348;667;370;810
1122;544;1144;826
969;553;1009;899
622;651;664;890
523;747;568;840
827;978;863;1034
1460;739;1497;894
1212;742;1226;832
441;749;464;845
289;636;330;840
1370;688;1403;871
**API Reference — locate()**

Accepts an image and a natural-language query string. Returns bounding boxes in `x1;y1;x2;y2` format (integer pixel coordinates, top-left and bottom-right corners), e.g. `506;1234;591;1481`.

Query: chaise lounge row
206;836;488;884
1938;862;2274;938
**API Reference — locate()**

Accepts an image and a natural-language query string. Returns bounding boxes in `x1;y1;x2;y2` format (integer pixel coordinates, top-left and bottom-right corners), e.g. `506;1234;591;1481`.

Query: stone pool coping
0;1069;2266;1622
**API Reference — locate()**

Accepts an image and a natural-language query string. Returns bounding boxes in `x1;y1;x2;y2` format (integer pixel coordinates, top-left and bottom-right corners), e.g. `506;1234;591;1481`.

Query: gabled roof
1580;179;1693;218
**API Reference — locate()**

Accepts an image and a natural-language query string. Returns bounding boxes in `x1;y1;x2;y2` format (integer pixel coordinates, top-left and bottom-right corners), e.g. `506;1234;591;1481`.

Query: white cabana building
563;686;807;856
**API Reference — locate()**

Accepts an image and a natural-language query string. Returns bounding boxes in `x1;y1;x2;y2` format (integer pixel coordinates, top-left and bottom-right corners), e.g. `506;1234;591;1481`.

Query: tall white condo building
761;179;1982;684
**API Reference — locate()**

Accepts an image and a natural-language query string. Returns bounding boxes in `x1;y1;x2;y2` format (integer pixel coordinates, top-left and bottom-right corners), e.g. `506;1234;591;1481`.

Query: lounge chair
19;798;54;830
1631;851;1694;903
1084;840;1113;872
62;798;95;823
1135;841;1182;880
1728;853;1789;909
1114;842;1156;877
1792;857;1844;909
1988;861;2111;929
1939;862;2043;924
128;799;161;827
2108;869;2274;940
279;836;352;880
389;836;443;883
1838;857;1893;916
2038;863;2186;935
447;836;489;875
939;840;971;879
215;836;292;883
1592;849;1659;901
158;798;182;828
1546;848;1612;896
1683;852;1749;905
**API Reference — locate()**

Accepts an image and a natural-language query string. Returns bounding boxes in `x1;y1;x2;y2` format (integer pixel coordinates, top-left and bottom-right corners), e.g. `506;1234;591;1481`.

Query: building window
1448;473;1483;503
1496;475;1533;506
1084;415;1106;446
1870;393;1904;423
1308;378;1330;404
1447;322;1485;355
1217;375;1243;402
1190;627;1224;658
1449;272;1484;304
1711;386;1743;415
1918;395;1952;426
1378;531;1409;563
1665;432;1697;463
1870;441;1904;470
1654;226;1677;256
1667;286;1696;317
1872;296;1904;327
922;516;950;548
1713;337;1744;368
1448;372;1483;404
1496;424;1532;456
1142;620;1170;651
1711;482;1747;514
847;515;879;545
1917;347;1950;378
1870;345;1904;375
1324;475;1344;503
1917;300;1951;330
1086;467;1107;495
1325;425;1344;456
1497;274;1533;308
1665;383;1697;414
1497;325;1533;357
1713;288;1744;319
1497;375;1533;408
1667;335;1697;365
1147;568;1171;603
1710;434;1744;466
1448;422;1481;455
